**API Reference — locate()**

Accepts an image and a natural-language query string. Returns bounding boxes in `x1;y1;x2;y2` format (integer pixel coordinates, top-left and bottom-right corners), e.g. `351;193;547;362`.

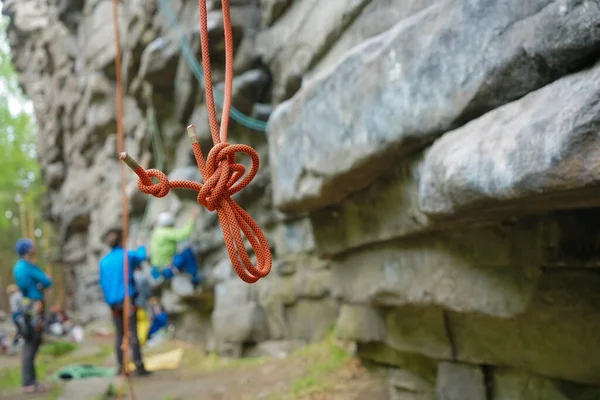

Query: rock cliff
5;0;600;398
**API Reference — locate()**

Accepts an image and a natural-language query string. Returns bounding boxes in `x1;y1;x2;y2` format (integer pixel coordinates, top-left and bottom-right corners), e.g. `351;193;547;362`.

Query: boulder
331;227;542;317
268;0;600;213
420;61;600;219
450;270;600;385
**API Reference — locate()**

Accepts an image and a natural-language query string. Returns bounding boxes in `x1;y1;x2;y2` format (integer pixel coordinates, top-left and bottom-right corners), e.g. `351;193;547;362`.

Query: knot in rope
119;130;271;284
198;142;258;211
137;168;171;198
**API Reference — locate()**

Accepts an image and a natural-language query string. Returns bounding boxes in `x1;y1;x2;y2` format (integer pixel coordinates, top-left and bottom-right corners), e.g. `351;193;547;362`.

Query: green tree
0;16;44;309
0;15;41;227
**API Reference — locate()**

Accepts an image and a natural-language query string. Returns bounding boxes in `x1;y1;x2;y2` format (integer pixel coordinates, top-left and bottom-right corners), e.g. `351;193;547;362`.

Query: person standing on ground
99;228;151;376
150;209;201;285
12;238;52;393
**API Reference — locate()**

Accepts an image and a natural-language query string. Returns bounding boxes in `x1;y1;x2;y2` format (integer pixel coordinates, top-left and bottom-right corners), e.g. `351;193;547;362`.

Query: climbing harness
120;0;272;284
111;0;137;399
157;0;268;132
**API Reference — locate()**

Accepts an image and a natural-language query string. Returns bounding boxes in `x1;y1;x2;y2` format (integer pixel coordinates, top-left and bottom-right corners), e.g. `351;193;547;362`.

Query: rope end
119;152;141;172
187;125;198;144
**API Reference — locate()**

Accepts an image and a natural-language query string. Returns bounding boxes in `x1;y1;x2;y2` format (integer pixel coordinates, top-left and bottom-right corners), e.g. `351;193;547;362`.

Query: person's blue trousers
150;247;202;285
147;312;168;340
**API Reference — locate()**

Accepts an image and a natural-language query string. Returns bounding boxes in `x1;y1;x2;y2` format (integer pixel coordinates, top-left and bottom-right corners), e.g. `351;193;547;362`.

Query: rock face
268;0;600;213
6;0;600;398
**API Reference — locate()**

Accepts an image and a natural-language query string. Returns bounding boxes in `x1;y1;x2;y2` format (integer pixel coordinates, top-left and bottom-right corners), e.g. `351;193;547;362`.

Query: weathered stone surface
44;162;66;189
257;0;369;103
174;311;215;352
257;274;295;306
134;36;180;89
357;343;438;382
307;0;440;82
79;1;128;71
214;69;271;115
271;217;316;255
331;229;542;317
293;269;329;300
435;362;486;400
492;368;572;400
214;279;253;311
385;307;452;361
212;302;268;343
268;0;600;213
286;299;339;342
310;154;428;255
421;60;600;218
451;271;600;385
335;305;386;343
274;259;296;276
259;0;293;27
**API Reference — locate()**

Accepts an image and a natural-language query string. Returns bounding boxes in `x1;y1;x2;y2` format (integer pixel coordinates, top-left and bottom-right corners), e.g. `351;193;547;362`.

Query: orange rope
111;0;136;399
119;0;272;284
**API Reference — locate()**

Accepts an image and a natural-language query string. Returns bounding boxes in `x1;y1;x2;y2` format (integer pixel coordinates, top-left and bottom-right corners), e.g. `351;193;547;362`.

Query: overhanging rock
420;61;600;218
267;0;600;213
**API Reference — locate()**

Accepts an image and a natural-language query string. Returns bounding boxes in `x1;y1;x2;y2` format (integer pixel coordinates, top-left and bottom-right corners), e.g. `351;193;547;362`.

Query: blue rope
158;0;268;132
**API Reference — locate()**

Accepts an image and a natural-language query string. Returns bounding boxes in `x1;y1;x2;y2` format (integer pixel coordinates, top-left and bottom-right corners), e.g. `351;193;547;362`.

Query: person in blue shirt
12;238;52;394
99;228;150;376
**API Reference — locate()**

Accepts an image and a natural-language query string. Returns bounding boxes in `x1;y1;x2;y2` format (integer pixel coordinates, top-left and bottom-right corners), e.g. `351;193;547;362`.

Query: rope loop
137;168;171;198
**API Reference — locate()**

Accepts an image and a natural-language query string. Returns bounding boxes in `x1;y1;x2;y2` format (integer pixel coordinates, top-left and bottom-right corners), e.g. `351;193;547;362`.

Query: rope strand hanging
111;0;137;399
119;0;272;284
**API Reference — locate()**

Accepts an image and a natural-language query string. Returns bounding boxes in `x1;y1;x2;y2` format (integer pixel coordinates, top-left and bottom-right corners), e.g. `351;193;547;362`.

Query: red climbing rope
111;0;137;399
119;0;272;284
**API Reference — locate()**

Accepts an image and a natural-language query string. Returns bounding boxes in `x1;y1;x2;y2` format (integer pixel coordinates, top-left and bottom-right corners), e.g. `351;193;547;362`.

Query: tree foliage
0;15;44;273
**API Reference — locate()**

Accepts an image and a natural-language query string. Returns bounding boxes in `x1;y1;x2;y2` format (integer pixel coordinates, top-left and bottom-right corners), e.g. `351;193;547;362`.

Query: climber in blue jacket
99;228;150;377
13;240;51;302
13;238;52;394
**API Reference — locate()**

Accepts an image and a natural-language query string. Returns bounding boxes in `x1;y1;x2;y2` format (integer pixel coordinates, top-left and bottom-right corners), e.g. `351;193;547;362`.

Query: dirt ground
0;333;389;400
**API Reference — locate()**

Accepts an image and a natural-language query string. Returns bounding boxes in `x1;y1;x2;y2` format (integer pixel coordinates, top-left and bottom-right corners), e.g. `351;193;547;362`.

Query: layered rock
265;0;600;398
268;0;600;213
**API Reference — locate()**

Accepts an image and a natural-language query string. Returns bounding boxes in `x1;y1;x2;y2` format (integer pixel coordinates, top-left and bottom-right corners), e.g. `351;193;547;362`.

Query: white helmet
156;212;175;227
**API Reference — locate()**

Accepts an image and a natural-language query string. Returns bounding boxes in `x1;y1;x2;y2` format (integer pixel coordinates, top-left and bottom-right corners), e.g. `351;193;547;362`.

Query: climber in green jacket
149;208;201;286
